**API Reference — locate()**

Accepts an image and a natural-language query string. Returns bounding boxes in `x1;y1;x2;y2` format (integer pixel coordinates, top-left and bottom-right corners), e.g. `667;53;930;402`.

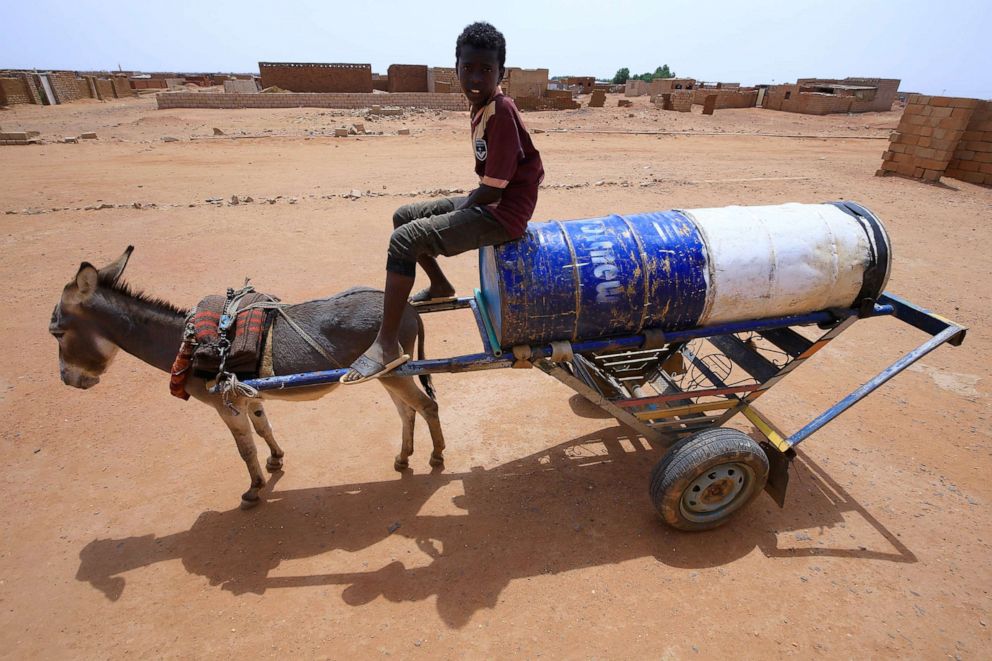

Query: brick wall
48;72;82;103
95;79;114;100
76;78;93;98
157;91;470;111
692;88;757;109
624;80;649;97
111;76;132;98
653;91;692;112
130;79;169;89
259;62;373;93
504;67;548;99
944;100;992;186
878;95;980;183
387;64;428;93
223;79;258;93
429;67;458;92
0;77;34;105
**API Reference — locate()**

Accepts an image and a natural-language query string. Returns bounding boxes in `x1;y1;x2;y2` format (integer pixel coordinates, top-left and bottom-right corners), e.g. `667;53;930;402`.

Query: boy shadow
77;425;914;628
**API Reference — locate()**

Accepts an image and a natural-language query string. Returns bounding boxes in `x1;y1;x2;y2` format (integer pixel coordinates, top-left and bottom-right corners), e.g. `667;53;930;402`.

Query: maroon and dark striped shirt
471;93;544;238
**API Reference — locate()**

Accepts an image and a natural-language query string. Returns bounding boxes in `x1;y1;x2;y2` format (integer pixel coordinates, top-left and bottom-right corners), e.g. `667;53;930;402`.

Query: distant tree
612;67;630;84
654;65;674;79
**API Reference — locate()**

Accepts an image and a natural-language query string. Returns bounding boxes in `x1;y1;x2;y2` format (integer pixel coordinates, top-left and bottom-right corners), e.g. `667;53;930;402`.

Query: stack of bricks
878;95;983;184
387;65;428;93
157;92;470;111
588;89;605;107
652;91;692;112
945;101;992;186
1;131;41;145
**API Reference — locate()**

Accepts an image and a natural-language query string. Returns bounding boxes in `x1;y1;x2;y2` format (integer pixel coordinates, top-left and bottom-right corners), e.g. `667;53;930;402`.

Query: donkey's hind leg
217;400;267;508
385;388;416;471
247;399;285;473
382;377;445;468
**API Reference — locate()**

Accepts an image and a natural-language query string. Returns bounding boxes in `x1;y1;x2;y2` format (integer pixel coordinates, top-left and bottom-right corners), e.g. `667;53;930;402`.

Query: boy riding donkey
343;21;544;383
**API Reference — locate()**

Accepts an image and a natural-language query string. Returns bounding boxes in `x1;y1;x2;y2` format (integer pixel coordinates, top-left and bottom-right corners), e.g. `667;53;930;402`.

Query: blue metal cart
240;287;965;531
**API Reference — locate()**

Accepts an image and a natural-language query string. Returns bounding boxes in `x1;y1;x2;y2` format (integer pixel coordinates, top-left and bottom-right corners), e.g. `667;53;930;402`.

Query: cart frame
239;289;965;525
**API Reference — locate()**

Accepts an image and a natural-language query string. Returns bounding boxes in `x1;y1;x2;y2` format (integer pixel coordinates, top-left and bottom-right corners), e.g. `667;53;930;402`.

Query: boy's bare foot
341;341;410;384
409;286;457;305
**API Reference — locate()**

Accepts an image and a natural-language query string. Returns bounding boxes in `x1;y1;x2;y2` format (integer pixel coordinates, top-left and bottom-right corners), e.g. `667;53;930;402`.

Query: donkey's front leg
247;399;285;473
218;403;266;507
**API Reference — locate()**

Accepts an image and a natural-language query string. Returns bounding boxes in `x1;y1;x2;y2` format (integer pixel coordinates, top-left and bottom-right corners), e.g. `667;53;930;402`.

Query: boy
343;21;544;383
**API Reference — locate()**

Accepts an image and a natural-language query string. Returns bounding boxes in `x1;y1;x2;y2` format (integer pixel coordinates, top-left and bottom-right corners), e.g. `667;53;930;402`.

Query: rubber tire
649;428;769;532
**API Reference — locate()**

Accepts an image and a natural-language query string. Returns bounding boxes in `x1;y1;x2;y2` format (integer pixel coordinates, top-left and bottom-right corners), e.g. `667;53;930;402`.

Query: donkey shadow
77;425;915;628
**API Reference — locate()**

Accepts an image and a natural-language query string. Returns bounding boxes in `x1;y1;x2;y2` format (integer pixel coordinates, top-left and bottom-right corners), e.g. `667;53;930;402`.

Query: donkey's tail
416;313;436;401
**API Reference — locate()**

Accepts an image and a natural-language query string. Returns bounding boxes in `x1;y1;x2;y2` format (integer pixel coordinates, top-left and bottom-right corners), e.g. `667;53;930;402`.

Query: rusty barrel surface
478;201;891;347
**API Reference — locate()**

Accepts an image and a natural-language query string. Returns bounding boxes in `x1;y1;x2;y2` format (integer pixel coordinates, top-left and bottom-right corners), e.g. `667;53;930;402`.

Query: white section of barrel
683;203;874;326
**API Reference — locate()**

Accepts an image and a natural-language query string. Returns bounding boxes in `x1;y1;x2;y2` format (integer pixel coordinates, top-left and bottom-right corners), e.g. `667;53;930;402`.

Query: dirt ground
2;93;990;658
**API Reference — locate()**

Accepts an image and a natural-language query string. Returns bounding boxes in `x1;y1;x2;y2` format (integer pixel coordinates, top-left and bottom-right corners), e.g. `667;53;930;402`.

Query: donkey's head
51;246;133;389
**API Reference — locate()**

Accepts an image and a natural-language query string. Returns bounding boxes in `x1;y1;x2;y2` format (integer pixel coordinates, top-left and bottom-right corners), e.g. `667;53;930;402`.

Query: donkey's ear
99;245;134;284
72;263;100;302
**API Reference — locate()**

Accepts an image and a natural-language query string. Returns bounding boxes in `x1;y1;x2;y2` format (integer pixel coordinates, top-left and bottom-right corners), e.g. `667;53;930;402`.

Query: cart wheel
649;428;769;531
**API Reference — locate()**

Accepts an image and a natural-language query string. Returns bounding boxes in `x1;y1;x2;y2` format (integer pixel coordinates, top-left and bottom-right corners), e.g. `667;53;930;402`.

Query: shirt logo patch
474;138;488;161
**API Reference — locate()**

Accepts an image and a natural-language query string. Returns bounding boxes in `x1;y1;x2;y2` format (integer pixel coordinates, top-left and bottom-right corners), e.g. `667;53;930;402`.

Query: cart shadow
76;425;915;627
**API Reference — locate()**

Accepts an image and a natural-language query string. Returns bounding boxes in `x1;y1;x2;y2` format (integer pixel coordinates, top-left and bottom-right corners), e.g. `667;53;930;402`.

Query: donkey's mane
99;273;190;317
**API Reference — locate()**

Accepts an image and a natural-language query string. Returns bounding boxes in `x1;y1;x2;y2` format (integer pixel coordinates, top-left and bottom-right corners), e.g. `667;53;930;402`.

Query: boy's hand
458;184;502;210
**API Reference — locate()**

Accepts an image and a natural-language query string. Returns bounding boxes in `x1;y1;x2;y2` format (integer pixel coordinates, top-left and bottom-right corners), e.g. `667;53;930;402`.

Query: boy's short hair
455;22;506;68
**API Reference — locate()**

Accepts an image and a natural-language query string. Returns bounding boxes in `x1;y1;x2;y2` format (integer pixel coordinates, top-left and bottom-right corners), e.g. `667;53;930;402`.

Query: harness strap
239;300;343;369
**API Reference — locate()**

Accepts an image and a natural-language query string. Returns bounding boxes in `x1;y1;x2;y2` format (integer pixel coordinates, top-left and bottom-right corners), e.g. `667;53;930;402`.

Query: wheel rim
679;462;754;523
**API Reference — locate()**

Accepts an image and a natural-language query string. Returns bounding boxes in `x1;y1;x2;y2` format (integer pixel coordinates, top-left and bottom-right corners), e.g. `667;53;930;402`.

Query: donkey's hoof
429;454;445;468
240;493;261;509
394;457;409;472
266;457;284;473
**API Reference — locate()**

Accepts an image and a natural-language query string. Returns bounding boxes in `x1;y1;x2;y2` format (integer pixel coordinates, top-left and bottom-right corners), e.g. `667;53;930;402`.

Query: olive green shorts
386;197;512;276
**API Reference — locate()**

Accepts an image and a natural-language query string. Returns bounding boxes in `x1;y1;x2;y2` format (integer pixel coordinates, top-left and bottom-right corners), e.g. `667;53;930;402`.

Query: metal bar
468;298;494;355
787;325;964;446
741;406;791;452
613;385;759;408
879;292;967;346
706;335;779;382
533;358;665;443
634;400;737;420
647;416;725;432
757;327;813;358
473;288;503;357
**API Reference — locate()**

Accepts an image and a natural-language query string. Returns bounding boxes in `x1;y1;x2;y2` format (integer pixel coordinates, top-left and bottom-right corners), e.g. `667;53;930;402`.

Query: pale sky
3;0;990;98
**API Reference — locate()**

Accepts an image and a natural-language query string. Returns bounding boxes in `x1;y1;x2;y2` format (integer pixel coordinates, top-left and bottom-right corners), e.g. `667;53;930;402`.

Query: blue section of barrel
479;211;709;347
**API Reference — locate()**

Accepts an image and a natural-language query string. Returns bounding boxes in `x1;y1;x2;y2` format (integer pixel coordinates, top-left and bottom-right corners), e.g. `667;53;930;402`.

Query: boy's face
457;45;504;107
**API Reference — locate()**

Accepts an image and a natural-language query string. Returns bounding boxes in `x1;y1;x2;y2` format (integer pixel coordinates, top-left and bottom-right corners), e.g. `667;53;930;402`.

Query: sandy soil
1;93;990;658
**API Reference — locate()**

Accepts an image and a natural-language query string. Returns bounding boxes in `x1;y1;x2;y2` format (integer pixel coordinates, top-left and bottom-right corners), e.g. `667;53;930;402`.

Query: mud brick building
560;76;595;94
879;95;992;186
428;67;458;93
764;77;899;115
503;68;549;99
625;77;696;97
387;65;428;93
258;62;373;93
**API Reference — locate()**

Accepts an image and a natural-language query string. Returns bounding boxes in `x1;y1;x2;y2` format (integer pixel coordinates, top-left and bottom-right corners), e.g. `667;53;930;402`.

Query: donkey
50;247;445;507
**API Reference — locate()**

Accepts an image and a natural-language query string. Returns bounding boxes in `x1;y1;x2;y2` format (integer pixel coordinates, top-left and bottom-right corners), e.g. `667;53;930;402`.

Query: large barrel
478;201;891;347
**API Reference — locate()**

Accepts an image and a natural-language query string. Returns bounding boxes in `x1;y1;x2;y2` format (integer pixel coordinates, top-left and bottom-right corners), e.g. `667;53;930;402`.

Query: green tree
654;65;674;79
612;67;630;84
